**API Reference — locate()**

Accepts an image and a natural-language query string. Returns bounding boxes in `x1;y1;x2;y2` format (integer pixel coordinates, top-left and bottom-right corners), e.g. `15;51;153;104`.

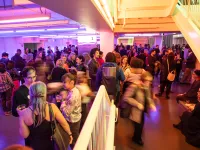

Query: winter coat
123;83;154;123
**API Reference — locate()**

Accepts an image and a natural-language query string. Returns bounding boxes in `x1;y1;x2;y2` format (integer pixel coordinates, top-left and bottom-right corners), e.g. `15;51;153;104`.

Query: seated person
173;89;200;148
177;70;200;104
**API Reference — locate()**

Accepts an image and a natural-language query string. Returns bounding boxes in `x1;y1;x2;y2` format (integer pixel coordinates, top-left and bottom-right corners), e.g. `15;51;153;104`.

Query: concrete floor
0;78;199;150
115;79;199;150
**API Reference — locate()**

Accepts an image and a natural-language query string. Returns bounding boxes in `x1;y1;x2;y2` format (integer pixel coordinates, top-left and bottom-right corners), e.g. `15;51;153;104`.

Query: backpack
101;66;118;95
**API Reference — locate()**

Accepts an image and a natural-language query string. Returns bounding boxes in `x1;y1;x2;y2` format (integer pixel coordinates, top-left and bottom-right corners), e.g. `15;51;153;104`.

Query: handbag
167;59;175;81
48;104;70;150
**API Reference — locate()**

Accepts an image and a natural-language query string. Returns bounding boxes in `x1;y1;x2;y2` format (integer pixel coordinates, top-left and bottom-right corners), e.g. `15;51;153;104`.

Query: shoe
133;139;144;146
166;95;170;99
173;124;180;129
155;93;162;97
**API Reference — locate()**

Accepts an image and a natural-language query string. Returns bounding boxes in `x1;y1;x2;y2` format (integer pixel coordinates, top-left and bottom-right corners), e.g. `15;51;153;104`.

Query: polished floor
115;78;199;150
0;78;199;150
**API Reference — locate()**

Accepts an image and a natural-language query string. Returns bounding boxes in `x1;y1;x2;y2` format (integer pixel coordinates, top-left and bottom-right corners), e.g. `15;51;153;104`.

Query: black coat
186;52;196;69
160;58;176;81
179;102;200;147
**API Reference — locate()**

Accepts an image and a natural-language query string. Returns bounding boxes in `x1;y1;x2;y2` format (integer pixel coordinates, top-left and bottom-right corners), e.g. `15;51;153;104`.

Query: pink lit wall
0;37;78;58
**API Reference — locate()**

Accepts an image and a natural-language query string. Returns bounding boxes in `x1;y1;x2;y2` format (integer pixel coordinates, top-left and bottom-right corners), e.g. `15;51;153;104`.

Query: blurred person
76;55;87;72
61;73;82;149
175;49;183;82
155;52;176;99
88;48;100;91
7;60;20;96
119;44;127;57
0;62;14;116
173;89;200;148
123;71;156;146
180;48;196;84
128;47;137;64
177;70;200;104
11;49;25;71
97;51;104;67
82;52;91;66
17;81;73;150
120;55;130;72
123;57;145;93
76;73;94;130
51;59;67;82
61;53;69;72
67;52;77;68
23;48;29;61
137;49;147;69
114;52;121;66
34;59;48;84
96;52;125;105
0;52;9;65
146;49;156;76
54;46;61;63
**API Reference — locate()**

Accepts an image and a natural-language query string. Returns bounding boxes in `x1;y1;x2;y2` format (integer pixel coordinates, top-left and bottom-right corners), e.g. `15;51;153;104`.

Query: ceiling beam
114;23;179;33
117;17;175;24
0;20;69;29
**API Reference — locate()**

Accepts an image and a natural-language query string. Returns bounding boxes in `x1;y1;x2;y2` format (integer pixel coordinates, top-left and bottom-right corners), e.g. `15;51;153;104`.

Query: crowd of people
0;42;200;149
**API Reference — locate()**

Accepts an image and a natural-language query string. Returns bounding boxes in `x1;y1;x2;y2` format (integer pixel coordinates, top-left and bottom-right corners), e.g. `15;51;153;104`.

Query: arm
124;68;130;81
60;94;77;116
123;85;140;107
19;117;30;138
51;103;72;135
88;61;97;78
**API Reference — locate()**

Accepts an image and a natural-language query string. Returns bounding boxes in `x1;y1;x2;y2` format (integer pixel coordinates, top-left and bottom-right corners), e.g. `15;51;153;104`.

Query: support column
154;36;163;51
100;31;114;57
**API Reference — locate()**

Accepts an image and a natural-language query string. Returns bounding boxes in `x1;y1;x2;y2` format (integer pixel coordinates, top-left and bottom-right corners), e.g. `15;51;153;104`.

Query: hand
137;103;144;111
69;135;73;144
150;104;157;112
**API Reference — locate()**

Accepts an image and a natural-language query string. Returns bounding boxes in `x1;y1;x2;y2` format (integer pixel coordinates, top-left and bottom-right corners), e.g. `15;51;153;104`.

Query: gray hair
29;81;47;127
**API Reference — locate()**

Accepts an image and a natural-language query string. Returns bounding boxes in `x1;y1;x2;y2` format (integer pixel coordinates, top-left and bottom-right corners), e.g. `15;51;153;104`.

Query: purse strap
48;103;56;134
167;58;170;73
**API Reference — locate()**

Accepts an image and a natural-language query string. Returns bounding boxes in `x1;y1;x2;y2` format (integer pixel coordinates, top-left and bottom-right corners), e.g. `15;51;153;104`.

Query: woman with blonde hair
17;81;72;150
120;55;130;72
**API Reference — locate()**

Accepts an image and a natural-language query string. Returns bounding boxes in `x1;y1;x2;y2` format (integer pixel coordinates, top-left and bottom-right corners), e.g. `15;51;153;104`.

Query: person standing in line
88;48;100;91
11;49;25;72
0;62;14;116
155;52;176;99
60;73;82;149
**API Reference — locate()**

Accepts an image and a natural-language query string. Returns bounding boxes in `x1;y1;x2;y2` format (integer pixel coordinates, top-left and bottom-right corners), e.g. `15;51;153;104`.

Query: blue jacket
96;62;125;92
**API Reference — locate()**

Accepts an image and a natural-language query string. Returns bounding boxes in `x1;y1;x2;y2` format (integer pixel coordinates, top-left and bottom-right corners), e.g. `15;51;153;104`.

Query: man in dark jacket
177;70;200;104
11;49;25;71
88;48;100;91
96;52;125;105
146;49;156;76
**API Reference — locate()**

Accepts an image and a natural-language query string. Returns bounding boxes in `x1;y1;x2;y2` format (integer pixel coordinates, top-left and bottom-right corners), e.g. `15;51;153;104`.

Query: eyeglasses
26;76;37;80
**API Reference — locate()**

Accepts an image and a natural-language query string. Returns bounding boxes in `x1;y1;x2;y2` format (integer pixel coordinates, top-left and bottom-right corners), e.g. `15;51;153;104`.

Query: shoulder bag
48;104;70;150
167;59;175;81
